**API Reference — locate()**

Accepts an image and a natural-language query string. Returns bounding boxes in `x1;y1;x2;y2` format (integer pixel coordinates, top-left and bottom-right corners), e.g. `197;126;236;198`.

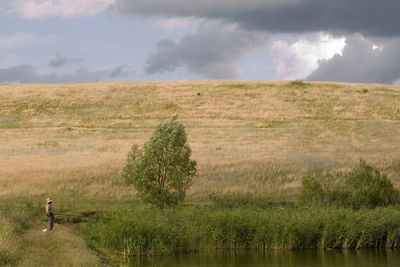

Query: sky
1;0;400;84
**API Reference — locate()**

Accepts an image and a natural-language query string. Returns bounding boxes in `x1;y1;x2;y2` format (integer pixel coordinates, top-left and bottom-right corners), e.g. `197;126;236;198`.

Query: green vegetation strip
83;206;400;256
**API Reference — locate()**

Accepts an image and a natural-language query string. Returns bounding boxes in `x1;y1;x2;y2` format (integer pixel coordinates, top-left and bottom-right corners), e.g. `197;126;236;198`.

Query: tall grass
83;206;400;257
0;203;31;265
0;213;19;265
209;192;294;208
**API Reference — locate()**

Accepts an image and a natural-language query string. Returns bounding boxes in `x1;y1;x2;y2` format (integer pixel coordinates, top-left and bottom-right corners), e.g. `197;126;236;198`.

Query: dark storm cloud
307;35;400;84
114;0;400;83
49;54;82;68
0;64;133;83
115;0;400;37
145;21;270;78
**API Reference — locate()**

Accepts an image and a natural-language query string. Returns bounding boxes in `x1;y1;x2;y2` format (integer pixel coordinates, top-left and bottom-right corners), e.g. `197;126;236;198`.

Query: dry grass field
1;80;400;265
1;80;400;204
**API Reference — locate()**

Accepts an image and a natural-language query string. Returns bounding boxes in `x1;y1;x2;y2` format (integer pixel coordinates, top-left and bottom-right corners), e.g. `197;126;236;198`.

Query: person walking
43;198;55;232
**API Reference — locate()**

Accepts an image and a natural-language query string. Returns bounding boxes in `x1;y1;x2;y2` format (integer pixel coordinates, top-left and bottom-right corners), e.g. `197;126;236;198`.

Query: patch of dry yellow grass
1;81;400;200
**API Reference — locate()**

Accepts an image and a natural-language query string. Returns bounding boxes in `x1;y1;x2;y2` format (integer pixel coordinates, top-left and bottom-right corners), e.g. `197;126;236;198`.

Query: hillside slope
1;80;400;201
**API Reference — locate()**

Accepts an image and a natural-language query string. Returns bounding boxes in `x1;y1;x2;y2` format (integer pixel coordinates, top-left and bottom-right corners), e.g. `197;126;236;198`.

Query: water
127;250;400;267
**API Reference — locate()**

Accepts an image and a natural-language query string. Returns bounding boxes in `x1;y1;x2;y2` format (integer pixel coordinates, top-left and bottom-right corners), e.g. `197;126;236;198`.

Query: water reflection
126;249;400;267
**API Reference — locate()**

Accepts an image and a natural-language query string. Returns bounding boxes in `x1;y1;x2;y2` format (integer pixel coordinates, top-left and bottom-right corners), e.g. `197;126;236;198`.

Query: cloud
0;54;21;69
118;0;400;83
145;20;269;79
271;33;345;80
109;65;135;78
0;32;54;50
6;0;400;84
49;54;82;68
0;64;134;83
307;35;400;84
10;0;115;18
0;65;38;83
154;17;203;31
115;0;400;38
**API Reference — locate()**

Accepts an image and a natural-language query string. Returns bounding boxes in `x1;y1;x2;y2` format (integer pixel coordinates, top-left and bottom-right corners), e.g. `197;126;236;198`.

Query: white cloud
392;79;400;86
10;0;115;18
0;32;54;49
154;17;204;31
271;33;346;80
372;44;383;52
307;35;400;84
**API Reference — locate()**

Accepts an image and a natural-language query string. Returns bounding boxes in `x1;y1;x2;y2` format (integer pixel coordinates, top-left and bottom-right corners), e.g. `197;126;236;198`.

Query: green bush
123;117;197;209
299;159;399;208
345;159;399;208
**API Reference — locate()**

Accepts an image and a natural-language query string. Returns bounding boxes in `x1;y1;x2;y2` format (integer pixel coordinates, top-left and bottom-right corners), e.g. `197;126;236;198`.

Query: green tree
123;117;196;209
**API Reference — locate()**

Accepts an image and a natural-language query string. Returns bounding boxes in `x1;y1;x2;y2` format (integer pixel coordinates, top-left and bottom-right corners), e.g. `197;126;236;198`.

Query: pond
127;249;400;267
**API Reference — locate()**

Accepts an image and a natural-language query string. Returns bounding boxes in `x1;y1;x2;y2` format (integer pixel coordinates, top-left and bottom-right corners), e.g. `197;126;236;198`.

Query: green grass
0;207;21;265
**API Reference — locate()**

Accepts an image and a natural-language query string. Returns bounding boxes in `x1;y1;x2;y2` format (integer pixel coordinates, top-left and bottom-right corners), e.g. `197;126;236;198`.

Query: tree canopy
123;117;196;209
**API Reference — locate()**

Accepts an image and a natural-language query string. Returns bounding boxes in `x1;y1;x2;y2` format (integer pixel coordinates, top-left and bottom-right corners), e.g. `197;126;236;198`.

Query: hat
47;198;53;204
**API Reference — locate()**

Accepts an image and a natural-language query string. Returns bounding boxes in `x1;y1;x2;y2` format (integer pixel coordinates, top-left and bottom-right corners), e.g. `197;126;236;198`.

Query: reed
83;206;400;257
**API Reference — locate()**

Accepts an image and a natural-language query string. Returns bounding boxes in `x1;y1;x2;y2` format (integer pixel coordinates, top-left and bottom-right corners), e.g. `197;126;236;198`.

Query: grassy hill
1;80;400;204
1;80;400;264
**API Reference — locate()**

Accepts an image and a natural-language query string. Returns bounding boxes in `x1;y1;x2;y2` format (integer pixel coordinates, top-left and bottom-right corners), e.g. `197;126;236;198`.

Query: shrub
298;159;400;208
298;174;324;206
288;80;310;88
123;117;197;209
345;159;399;209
